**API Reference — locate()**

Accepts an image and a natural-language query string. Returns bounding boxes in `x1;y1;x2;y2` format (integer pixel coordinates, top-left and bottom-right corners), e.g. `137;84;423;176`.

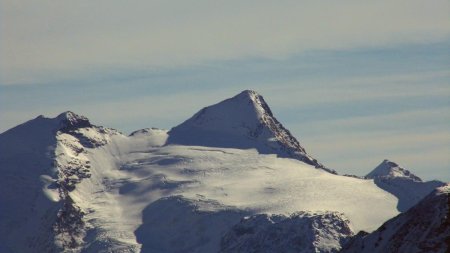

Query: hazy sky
1;0;449;181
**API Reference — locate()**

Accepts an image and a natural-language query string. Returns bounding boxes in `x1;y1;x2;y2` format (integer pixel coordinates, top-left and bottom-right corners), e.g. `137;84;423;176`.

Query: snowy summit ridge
168;90;333;173
56;111;92;130
366;159;422;181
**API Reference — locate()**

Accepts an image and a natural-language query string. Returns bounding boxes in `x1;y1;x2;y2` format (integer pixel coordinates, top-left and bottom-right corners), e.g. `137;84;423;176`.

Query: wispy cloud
1;0;449;85
261;70;450;109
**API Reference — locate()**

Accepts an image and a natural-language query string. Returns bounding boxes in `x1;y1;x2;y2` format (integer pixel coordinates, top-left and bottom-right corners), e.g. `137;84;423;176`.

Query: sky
1;0;449;181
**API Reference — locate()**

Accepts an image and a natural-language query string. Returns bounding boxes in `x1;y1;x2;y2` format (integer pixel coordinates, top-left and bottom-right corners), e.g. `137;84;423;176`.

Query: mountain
0;111;120;253
367;159;422;180
366;159;446;212
168;90;335;173
0;91;445;253
0;113;63;253
341;184;450;253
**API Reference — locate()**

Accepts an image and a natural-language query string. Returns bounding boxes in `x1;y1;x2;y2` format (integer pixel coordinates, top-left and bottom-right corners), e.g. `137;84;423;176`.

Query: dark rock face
57;111;119;148
53;195;86;250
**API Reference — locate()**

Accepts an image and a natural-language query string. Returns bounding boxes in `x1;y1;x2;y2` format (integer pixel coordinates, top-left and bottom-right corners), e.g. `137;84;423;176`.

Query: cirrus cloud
1;0;449;85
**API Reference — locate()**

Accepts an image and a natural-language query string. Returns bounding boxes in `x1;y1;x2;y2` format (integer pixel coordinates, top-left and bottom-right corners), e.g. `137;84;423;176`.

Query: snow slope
135;196;248;253
366;160;445;212
341;184;450;253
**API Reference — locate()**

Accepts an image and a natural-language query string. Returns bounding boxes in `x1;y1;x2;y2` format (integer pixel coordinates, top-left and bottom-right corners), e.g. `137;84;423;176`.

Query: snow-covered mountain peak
230;89;272;116
56;111;91;130
1;111;92;136
234;89;261;100
179;89;273;131
366;159;422;181
168;90;333;173
365;159;445;212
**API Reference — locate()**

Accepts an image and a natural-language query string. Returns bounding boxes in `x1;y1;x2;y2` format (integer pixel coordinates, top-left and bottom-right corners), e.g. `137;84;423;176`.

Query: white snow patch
40;175;60;202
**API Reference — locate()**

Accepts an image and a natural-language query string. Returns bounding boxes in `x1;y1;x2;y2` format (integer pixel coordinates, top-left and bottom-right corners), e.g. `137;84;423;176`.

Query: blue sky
1;0;449;181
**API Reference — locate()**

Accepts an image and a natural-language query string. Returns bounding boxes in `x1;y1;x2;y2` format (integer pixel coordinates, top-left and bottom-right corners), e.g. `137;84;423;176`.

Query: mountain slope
0;114;63;253
341;184;450;253
2;91;436;253
221;211;353;253
366;160;446;212
0;111;121;252
135;196;249;253
167;90;334;173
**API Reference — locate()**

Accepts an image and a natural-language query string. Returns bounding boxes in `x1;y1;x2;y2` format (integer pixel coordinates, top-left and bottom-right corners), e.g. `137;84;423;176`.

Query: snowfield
67;128;398;252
